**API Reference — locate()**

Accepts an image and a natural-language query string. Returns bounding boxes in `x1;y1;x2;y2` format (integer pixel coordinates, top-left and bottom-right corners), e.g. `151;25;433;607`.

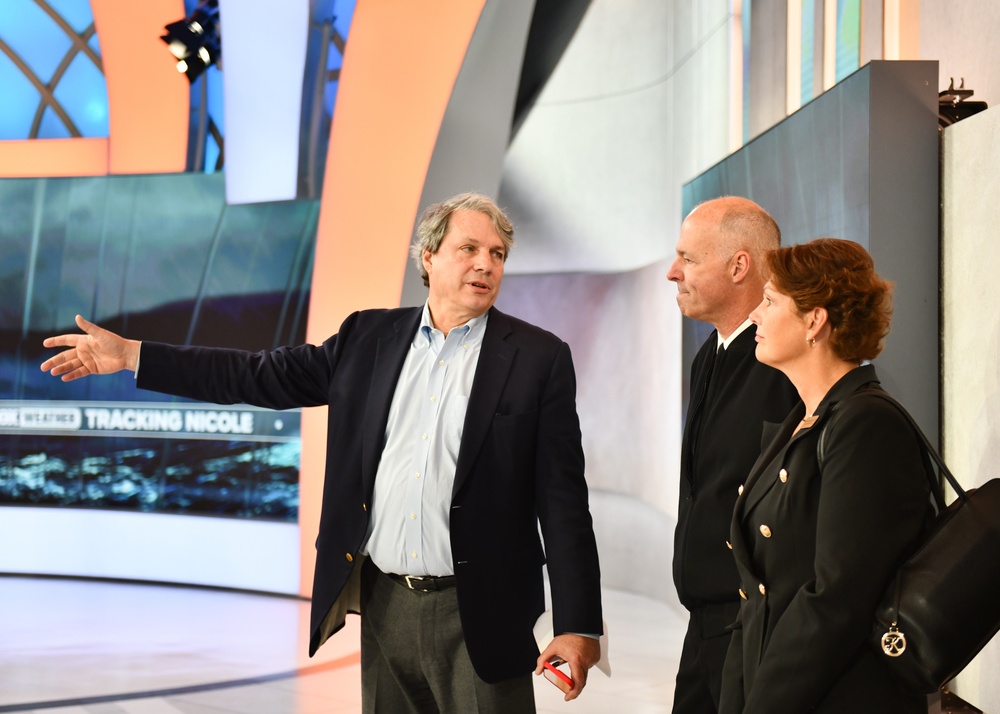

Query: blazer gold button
779;468;788;483
738;484;744;496
726;540;733;550
345;553;354;563
362;502;368;511
739;588;747;600
758;583;766;595
759;524;772;538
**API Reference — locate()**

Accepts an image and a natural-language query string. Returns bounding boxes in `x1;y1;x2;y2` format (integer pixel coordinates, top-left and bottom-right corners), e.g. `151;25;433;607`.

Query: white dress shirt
362;303;487;576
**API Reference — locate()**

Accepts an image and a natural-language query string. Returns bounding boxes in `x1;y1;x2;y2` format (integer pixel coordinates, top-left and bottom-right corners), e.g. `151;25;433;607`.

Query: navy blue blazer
137;306;602;683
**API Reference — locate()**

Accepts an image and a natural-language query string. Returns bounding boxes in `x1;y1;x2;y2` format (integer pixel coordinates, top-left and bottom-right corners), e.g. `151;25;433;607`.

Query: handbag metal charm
881;624;907;657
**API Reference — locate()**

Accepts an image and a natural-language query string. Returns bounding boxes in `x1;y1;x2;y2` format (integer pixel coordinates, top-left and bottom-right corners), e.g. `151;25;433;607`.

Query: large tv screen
1;173;318;523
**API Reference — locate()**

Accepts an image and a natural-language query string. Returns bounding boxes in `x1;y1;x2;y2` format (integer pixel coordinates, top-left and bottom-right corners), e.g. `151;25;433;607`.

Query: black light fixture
938;78;988;130
160;0;221;83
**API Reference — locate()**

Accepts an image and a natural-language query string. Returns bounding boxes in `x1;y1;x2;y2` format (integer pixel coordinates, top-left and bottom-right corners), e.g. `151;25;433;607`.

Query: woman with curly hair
719;238;933;713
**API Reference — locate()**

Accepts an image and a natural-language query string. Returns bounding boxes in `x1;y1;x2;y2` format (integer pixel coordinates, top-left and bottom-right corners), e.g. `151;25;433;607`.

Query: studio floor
0;575;686;714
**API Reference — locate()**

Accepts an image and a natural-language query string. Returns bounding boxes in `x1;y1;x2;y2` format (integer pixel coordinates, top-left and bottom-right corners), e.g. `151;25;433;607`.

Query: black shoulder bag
818;390;1000;693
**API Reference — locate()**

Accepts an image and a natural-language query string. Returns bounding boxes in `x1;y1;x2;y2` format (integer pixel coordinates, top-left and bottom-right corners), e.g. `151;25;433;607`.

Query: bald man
666;197;797;713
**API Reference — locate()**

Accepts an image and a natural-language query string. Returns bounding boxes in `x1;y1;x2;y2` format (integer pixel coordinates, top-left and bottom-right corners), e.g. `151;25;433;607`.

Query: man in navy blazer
41;193;603;713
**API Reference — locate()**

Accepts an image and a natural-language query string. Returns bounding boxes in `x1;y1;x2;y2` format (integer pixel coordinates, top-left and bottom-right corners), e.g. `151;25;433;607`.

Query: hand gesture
40;315;140;381
535;632;602;701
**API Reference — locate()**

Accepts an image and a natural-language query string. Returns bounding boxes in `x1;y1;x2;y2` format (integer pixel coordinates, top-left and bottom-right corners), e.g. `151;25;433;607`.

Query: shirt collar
717;317;754;351
414;303;489;347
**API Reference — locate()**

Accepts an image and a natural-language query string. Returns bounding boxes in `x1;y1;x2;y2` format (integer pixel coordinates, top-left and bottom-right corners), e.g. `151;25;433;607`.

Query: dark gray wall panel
683;60;940;442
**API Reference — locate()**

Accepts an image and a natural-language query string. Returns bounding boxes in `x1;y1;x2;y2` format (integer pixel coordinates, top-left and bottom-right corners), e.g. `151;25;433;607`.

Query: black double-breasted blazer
137;306;603;683
719;365;932;713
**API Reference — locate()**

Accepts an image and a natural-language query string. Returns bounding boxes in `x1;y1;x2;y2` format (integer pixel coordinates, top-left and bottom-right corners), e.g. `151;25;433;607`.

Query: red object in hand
543;659;574;693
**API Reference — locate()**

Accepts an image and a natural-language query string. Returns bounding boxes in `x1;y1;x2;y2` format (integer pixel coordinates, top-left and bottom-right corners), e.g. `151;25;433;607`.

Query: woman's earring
807;337;816;347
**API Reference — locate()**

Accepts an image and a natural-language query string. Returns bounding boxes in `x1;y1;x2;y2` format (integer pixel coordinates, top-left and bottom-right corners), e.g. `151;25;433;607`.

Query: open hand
40;315;140;381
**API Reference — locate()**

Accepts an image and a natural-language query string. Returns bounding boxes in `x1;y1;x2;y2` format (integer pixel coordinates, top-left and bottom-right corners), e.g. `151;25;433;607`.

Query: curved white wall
0;507;299;594
493;0;736;604
941;104;1000;712
500;0;735;275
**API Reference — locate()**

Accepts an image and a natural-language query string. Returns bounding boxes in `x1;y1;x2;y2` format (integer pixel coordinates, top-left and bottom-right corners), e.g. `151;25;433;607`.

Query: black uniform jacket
137;306;603;683
720;365;933;713
674;325;797;614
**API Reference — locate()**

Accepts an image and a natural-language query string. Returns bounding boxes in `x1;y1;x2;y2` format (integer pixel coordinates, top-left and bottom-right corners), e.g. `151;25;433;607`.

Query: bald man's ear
730;251;751;283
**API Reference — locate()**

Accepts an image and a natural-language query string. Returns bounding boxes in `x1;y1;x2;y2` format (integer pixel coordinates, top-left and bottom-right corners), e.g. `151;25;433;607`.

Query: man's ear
730;251;751;283
422;248;434;275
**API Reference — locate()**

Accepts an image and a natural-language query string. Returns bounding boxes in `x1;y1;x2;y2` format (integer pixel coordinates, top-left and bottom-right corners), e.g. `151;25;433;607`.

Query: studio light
160;0;221;83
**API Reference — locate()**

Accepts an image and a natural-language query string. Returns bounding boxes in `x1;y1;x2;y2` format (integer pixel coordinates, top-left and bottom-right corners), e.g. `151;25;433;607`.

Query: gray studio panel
681;60;940;443
399;0;536;308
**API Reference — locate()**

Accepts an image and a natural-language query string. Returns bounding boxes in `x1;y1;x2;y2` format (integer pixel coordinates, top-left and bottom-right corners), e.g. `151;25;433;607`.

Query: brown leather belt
387;573;457;592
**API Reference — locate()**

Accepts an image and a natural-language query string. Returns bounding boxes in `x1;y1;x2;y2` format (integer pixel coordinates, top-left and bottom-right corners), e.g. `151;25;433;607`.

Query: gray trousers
360;560;535;714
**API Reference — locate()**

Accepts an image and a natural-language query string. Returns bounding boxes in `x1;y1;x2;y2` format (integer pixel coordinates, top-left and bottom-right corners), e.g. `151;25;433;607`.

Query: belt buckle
403;575;424;591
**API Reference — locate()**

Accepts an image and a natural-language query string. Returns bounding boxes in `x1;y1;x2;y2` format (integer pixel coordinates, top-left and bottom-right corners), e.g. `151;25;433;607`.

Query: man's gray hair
410;193;515;287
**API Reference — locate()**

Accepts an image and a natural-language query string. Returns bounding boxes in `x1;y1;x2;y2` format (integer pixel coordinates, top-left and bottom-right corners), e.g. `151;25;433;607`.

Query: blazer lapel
361;309;421;489
739;364;880;516
740;404;802;516
731;405;801;568
681;333;720;485
733;365;884;563
452;308;515;498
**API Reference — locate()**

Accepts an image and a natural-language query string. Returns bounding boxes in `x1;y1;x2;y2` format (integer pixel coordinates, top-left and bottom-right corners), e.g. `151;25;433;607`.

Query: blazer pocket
490;409;539;442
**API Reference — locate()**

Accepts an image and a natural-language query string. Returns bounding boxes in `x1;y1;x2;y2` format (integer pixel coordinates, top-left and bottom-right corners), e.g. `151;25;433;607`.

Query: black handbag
819;390;1000;693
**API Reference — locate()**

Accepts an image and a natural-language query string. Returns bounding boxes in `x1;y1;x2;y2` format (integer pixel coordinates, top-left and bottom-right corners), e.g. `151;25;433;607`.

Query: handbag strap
816;388;961;511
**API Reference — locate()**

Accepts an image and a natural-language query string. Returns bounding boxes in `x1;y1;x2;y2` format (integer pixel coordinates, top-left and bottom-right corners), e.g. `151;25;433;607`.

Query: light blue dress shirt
363;303;488;577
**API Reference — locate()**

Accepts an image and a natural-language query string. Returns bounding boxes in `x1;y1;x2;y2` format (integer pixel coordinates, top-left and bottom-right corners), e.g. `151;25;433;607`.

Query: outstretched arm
40;315;141;381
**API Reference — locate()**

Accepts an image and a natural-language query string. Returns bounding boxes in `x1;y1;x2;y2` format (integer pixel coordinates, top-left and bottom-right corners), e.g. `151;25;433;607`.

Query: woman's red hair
767;238;893;363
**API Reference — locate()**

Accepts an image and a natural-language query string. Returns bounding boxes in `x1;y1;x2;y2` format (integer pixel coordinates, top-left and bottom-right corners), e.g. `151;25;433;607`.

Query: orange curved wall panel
0;138;109;177
91;0;189;174
299;0;487;598
0;1;188;177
